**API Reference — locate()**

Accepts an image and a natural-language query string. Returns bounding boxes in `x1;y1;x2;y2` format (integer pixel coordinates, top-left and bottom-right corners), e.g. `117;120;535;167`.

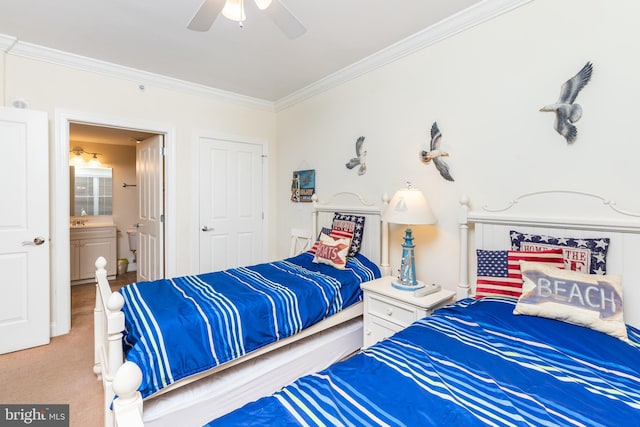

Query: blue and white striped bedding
208;298;640;426
119;252;380;399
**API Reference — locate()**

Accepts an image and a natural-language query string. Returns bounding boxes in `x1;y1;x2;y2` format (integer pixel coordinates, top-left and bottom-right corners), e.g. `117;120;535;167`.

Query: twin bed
96;190;640;426
94;192;387;426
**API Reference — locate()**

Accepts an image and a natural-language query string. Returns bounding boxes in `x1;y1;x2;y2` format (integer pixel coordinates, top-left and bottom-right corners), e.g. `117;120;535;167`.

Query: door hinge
160;214;165;223
262;212;264;220
162;146;166;156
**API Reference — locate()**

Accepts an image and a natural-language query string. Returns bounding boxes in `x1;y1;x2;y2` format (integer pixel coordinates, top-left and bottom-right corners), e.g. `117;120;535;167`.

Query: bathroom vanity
70;225;117;284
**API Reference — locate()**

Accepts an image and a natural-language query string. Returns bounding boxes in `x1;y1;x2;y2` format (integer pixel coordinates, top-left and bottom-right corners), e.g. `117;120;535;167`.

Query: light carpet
0;272;134;427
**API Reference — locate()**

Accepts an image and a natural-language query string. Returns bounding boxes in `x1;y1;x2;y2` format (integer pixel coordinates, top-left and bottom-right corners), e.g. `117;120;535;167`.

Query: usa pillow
332;213;365;257
312;233;351;269
510;230;609;274
475;248;564;299
515;261;627;342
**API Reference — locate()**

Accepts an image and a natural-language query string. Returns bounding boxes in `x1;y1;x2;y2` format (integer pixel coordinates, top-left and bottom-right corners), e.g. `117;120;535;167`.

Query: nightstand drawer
367;294;416;326
363;314;404;348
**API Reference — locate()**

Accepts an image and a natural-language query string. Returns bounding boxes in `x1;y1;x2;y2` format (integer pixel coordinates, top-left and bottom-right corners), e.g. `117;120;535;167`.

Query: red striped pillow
475;249;564;299
308;228;333;255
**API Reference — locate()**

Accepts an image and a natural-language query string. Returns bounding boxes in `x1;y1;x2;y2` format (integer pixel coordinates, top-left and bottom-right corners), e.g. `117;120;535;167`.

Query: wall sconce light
382;182;437;291
69;146;102;166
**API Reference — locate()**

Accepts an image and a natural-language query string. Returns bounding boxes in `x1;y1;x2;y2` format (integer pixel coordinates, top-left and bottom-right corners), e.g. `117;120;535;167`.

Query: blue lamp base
393;227;424;291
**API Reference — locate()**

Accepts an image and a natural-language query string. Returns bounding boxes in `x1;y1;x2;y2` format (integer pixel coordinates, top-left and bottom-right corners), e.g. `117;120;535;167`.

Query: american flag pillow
475;248;564;299
332;213;366;257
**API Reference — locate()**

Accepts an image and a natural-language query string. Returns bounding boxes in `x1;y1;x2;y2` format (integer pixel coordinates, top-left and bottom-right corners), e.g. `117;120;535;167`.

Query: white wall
2;54;277;334
275;0;640;291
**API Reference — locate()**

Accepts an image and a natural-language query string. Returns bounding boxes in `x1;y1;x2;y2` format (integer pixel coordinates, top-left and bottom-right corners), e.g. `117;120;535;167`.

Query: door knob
22;237;46;246
201;226;214;232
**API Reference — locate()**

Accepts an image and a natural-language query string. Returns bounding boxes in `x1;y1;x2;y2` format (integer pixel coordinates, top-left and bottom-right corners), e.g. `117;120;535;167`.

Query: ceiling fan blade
187;0;226;32
264;0;307;39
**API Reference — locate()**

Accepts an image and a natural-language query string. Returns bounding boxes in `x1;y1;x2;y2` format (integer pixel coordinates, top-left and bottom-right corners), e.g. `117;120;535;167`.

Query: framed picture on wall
291;169;315;202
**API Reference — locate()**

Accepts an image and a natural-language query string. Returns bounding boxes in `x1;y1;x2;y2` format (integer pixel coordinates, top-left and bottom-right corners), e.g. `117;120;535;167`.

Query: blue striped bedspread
208;298;640;426
119;252;380;399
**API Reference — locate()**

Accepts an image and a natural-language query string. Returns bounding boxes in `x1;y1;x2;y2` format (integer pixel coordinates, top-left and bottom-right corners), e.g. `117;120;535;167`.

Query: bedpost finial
113;361;143;398
460;194;470;207
95;256;107;270
382;192;390;204
107;292;125;311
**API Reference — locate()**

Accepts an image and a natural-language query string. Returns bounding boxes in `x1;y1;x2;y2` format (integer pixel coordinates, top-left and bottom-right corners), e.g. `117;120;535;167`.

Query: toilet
126;227;137;272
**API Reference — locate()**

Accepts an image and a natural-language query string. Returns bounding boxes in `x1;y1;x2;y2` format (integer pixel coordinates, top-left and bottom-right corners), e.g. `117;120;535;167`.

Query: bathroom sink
70;222;115;228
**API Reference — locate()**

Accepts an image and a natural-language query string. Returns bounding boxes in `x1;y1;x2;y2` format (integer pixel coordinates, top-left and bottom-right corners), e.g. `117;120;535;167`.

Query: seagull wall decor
420;122;454;182
540;61;593;144
345;136;367;175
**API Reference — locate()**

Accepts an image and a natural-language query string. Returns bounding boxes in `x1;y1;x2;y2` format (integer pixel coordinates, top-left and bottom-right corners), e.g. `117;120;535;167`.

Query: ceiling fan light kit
222;0;246;22
188;0;306;39
254;0;273;10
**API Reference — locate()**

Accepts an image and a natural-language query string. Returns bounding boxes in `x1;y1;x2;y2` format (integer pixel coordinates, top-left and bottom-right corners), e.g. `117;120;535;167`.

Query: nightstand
361;276;455;348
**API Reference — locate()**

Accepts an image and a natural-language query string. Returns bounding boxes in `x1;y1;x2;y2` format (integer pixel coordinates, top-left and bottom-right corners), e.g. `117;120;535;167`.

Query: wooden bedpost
311;193;319;236
94;256;126;427
380;193;391;276
112;362;144;427
458;195;471;300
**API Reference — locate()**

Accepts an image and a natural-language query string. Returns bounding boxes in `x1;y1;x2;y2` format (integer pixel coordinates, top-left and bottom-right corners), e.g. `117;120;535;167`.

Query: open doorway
68;123;161;286
52;111;176;336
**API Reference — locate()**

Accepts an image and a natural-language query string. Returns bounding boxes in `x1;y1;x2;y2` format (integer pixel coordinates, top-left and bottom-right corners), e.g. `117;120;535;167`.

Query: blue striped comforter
119;252;380;399
209;298;640;426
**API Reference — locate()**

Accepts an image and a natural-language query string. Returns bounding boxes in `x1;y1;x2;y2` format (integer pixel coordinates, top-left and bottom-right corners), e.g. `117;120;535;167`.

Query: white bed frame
93;192;389;427
457;190;640;329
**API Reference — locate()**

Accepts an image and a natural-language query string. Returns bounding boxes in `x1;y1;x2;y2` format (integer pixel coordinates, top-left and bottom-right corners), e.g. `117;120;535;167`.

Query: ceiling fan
188;0;307;39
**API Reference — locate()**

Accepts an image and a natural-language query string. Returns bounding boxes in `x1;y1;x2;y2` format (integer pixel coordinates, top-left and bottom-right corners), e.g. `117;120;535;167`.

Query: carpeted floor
0;272;135;427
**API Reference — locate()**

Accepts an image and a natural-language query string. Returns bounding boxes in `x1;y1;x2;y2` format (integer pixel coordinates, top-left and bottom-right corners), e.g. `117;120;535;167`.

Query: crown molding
273;0;532;112
0;34;17;52
5;40;274;111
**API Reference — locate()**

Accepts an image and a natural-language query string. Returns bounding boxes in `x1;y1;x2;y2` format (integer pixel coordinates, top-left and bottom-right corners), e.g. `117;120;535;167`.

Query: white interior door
0;107;50;354
136;135;164;282
199;137;264;273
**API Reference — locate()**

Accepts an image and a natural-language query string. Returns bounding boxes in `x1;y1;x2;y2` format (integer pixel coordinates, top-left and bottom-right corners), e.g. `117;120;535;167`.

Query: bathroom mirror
70;166;113;216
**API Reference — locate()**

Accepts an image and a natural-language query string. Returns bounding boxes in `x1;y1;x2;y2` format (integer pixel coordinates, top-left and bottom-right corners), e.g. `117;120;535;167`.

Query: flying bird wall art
420;122;454;182
540;62;593;144
345;136;367;175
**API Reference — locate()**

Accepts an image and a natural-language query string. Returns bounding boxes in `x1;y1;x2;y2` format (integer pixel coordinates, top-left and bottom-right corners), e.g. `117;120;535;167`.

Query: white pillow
514;261;627;341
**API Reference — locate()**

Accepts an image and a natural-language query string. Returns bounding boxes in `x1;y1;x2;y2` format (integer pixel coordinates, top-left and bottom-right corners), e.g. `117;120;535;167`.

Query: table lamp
382;182;436;290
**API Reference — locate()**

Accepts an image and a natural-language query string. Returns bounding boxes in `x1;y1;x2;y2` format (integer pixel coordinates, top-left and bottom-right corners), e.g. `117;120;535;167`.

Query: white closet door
198;137;264;273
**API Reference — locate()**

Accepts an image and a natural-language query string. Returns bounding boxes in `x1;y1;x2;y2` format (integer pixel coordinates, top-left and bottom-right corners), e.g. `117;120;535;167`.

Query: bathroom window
71;166;113;216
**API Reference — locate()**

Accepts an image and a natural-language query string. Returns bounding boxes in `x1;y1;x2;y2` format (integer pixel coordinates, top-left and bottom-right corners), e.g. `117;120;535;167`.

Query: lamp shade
383;186;436;225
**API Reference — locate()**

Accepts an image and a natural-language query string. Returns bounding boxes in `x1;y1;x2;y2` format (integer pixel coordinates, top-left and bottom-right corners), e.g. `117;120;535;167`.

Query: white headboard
311;192;390;275
458;191;640;329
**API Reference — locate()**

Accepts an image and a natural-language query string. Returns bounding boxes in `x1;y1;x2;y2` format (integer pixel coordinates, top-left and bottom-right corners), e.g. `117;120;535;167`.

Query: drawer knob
366;329;371;336
386;308;393;316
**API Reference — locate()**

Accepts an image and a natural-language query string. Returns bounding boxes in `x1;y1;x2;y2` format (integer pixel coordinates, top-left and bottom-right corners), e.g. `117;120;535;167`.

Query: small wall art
291;169;315;202
345;136;367;175
540;61;593;143
420;122;454;181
